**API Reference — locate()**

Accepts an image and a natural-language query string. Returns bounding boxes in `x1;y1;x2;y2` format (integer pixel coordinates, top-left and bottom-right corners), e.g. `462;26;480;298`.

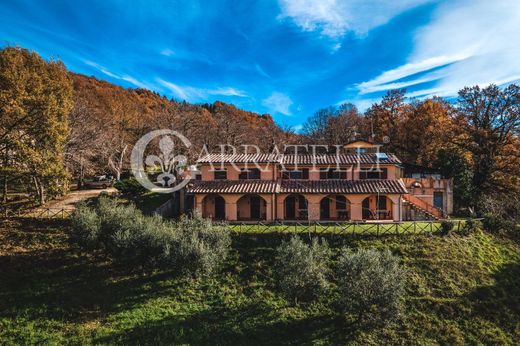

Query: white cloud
336;98;379;112
157;78;247;101
84;60;119;78
278;0;431;38
357;53;471;94
84;60;150;89
255;64;271;78
206;87;246;97
357;0;520;98
293;124;304;133
262;92;293;116
160;48;175;56
121;75;149;89
157;79;189;99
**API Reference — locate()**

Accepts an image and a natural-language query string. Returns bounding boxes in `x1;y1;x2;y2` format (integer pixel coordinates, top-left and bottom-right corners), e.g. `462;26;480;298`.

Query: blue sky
1;0;519;130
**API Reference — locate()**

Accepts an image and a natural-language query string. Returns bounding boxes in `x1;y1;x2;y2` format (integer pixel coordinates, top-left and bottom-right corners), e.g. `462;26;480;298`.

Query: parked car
84;175;114;189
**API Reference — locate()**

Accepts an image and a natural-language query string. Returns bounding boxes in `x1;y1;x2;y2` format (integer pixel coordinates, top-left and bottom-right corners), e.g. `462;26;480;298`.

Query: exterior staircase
403;194;445;220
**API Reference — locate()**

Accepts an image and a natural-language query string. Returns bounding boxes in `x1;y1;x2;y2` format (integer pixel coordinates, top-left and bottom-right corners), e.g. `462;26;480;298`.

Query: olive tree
336;248;406;327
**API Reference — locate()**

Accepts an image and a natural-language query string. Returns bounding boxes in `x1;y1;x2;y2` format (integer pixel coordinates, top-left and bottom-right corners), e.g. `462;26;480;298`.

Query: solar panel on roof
375;153;389;160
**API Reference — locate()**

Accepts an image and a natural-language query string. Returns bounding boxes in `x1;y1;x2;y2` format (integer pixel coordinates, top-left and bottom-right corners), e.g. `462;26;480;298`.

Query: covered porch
194;193;274;221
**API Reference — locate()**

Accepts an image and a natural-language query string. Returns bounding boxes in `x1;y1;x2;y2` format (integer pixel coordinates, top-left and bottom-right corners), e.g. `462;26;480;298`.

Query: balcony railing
403;194;445;219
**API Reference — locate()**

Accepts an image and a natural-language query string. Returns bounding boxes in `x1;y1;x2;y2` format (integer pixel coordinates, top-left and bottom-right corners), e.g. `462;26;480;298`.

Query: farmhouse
187;141;452;222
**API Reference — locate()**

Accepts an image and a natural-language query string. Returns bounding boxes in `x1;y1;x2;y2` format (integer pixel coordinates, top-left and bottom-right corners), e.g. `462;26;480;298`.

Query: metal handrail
403;194;444;219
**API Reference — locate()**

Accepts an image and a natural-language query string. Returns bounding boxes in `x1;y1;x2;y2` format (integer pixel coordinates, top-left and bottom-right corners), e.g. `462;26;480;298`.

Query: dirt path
43;188;117;210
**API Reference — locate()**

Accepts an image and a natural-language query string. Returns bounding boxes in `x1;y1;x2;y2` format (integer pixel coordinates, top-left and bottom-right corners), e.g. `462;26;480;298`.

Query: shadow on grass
0;219;180;322
464;263;520;333
8;220;498;344
95;301;353;345
0;221;366;344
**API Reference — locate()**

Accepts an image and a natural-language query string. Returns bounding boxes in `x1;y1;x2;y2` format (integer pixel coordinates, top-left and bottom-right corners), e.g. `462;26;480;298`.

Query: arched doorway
202;194;226;220
361;195;392;220
284;194;308;220
320;195;350;220
237;194;267;220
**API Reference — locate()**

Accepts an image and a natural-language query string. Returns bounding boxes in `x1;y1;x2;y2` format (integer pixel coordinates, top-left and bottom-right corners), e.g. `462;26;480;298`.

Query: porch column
194;194;206;216
388;195;401;222
306;195;323;221
347;195;367;221
276;194;286;221
224;194;241;221
262;194;273;221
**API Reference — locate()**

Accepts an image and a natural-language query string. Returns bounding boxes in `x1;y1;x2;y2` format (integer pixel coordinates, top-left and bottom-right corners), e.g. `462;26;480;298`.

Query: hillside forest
1;47;519;221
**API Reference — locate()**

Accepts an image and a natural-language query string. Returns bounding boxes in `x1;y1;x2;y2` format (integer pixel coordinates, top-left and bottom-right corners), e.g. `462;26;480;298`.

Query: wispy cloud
357;0;520;98
262;92;293;116
255;63;271;78
293;124;304;133
160;48;175;56
84;60;150;89
121;75;149;89
156;78;246;101
357;53;472;94
278;0;431;38
157;79;189;99
84;60;119;78
336;98;379;112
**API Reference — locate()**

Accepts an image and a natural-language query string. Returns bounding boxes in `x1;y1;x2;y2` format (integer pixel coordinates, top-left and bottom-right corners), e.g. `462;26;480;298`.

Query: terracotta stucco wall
274;193;402;222
200;163;275;181
402;178;453;214
200;163;398;181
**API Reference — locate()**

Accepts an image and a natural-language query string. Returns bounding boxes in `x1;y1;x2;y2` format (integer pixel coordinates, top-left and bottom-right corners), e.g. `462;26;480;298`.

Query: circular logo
130;129;192;193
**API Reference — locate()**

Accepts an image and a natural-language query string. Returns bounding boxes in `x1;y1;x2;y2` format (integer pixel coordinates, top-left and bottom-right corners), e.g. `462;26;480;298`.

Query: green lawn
0;219;519;345
122;192;172;215
226;220;466;235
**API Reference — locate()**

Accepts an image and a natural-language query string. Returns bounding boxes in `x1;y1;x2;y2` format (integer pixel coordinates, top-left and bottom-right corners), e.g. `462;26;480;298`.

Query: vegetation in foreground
71;197;231;277
1;218;519;345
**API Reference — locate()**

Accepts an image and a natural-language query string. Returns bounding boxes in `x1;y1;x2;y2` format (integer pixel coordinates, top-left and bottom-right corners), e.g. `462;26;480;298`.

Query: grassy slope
0;220;519;345
120;192;172;215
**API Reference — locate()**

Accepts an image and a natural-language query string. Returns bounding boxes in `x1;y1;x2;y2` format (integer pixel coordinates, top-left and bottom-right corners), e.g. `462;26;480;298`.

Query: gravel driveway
43;187;117;210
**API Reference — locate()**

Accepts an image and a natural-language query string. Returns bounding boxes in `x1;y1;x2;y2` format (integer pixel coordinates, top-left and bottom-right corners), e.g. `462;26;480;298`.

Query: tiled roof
188;180;278;194
197;153;401;165
197;154;280;163
279;179;408;194
280;154;401;165
188;179;408;194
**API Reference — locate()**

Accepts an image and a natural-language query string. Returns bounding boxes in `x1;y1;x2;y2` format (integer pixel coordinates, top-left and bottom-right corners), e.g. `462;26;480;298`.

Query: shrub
482;213;516;233
460;218;482;236
93;197;145;259
274;236;330;304
69;197;231;276
114;177;146;196
440;220;454;236
336;248;406;327
171;214;232;276
70;203;101;249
